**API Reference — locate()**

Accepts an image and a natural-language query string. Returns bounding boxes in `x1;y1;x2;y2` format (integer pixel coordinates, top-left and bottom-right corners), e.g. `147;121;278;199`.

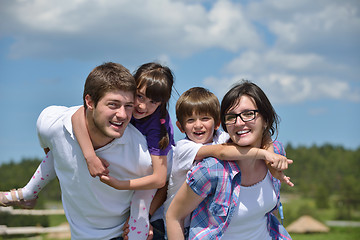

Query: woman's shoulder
273;140;286;156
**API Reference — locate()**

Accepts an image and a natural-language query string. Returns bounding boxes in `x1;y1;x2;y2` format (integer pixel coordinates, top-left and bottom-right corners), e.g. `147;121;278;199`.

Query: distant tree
315;184;330;209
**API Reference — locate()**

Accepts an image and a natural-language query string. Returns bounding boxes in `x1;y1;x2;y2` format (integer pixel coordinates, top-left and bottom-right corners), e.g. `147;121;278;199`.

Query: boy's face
177;112;220;144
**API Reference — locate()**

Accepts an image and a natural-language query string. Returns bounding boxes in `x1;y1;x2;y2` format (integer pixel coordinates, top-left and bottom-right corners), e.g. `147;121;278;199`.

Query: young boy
163;87;292;232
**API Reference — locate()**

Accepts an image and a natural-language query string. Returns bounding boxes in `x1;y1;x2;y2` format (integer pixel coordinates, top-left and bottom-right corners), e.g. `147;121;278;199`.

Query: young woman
166;80;292;240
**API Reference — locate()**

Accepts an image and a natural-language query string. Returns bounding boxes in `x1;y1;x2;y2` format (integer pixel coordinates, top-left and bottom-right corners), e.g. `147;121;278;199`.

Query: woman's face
225;95;266;148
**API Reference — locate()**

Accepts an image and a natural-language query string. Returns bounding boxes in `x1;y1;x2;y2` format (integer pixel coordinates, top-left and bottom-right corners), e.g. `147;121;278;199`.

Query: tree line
283;143;360;220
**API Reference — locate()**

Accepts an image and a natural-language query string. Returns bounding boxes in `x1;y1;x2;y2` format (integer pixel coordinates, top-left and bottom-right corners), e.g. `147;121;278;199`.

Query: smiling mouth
236;129;250;135
194;131;205;136
135;109;145;115
110;121;123;127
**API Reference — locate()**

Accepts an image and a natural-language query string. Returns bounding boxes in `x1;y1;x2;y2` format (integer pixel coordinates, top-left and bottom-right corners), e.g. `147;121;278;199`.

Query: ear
85;94;94;110
214;121;221;131
176;121;185;133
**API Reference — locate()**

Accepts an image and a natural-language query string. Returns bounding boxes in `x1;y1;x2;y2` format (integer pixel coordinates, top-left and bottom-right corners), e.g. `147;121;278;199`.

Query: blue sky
0;0;359;165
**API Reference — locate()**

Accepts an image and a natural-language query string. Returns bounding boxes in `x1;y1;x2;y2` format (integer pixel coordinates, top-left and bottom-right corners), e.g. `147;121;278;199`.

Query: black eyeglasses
224;110;259;125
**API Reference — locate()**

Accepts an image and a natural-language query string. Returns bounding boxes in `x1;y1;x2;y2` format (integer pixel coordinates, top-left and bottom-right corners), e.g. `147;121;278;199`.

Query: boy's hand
86;155;110;177
262;150;293;170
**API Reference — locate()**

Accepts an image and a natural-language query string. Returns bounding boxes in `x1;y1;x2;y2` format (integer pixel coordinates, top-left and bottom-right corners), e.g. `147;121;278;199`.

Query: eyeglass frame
223;110;259;125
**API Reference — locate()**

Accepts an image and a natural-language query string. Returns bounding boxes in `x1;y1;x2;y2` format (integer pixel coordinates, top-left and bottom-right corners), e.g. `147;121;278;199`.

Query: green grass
47;214;67;228
290;227;360;240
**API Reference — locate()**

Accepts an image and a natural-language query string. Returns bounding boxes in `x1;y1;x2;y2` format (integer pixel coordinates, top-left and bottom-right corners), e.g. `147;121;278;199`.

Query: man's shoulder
37;105;80;135
38;105;79;122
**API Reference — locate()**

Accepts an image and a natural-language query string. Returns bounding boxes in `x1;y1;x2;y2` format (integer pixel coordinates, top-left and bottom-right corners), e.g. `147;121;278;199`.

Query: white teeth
111;121;123;126
237;130;250;135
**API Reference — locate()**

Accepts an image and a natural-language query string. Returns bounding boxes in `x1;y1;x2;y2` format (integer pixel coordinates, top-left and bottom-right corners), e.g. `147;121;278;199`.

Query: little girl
0;62;175;240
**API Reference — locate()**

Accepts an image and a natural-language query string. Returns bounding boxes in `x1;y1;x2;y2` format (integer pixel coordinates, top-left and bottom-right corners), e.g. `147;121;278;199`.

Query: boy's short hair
83;62;136;109
176;87;220;128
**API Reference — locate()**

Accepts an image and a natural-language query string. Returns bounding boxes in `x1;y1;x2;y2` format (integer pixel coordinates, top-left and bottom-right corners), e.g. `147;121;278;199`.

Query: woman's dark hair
220;80;279;141
133;62;174;150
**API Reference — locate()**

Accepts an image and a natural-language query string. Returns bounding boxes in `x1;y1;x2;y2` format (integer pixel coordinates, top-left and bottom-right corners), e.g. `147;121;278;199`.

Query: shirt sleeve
173;139;202;172
146;111;174;156
36;105;72;149
186;160;213;198
273;140;286;156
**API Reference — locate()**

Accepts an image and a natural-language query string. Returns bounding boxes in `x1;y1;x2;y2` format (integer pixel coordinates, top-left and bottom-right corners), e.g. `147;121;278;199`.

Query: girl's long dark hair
134;62;174;150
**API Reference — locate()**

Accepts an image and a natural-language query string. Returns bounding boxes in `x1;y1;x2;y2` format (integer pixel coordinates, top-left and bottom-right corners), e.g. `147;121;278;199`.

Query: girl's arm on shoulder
100;154;167;190
71;106;109;177
166;182;205;240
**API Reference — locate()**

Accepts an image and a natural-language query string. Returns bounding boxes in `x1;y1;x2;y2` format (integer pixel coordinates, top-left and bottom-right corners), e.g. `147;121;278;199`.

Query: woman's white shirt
221;171;277;240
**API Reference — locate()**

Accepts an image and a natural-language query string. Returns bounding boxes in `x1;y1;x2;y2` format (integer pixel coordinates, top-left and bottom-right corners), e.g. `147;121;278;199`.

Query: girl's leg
127;189;157;240
0;152;56;208
22;151;56;200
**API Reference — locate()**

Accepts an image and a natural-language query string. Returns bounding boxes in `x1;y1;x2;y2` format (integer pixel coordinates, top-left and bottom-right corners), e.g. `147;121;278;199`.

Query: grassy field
291;227;360;240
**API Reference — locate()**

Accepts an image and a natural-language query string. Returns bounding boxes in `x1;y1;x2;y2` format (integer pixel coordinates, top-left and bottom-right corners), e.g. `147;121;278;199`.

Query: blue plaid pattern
186;141;292;240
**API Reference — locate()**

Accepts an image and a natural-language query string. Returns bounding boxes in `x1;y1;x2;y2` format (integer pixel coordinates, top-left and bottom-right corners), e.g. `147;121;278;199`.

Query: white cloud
0;0;359;103
205;49;360;103
0;0;262;60
201;0;360;103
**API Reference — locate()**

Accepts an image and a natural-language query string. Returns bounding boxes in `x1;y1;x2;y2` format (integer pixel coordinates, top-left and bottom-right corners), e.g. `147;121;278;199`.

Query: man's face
86;90;134;146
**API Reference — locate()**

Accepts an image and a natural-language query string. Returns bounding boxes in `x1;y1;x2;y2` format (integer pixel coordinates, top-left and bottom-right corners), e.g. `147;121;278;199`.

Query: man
37;62;153;240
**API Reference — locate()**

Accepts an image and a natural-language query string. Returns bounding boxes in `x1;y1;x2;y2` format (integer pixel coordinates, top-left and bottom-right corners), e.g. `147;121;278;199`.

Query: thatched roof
286;215;330;233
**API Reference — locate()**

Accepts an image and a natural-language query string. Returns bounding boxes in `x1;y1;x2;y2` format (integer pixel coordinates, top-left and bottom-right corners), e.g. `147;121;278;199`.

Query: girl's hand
86;155;110;177
99;175;128;190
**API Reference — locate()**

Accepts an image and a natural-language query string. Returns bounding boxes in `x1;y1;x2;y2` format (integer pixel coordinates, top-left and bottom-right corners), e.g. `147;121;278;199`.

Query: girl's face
133;86;162;119
225;95;266;148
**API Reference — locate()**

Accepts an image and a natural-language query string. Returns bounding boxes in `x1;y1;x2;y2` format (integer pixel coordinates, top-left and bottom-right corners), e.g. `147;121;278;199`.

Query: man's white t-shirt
37;106;152;240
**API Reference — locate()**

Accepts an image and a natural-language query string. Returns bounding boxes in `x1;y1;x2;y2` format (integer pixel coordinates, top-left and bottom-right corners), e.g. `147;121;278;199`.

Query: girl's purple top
131;107;175;156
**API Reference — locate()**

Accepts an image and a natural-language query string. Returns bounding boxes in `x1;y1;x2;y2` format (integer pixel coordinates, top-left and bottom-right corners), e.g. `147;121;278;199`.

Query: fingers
100;157;110;168
147;224;154;240
122;228;129;239
271;156;292;170
284;176;294;187
99;175;111;183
